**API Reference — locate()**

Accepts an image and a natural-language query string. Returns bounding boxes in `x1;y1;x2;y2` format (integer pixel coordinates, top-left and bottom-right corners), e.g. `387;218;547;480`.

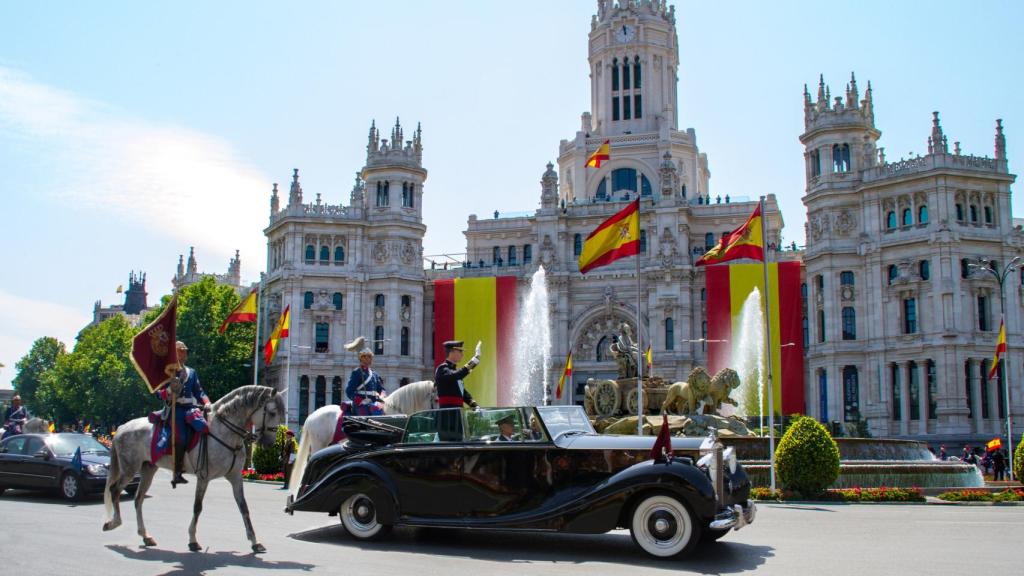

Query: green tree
12;336;67;414
146;277;256;401
774;415;841;497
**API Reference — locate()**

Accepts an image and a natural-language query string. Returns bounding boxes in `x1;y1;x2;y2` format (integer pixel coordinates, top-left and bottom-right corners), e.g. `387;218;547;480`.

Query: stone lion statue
707;368;741;413
661;367;711;415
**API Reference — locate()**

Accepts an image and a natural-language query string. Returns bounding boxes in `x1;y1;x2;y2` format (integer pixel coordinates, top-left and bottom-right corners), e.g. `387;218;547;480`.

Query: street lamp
968;256;1020;481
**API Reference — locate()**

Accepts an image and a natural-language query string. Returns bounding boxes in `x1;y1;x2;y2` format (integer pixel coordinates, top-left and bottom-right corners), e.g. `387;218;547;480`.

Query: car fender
293;458;399;523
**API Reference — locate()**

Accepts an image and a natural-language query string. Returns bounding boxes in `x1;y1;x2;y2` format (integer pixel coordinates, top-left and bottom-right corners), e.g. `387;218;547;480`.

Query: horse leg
187;477;210;552
227;474;264;553
135;463;159;547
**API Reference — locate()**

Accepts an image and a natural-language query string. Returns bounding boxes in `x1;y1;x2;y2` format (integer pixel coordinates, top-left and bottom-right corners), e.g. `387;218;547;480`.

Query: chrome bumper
709;500;756;531
284;494;294;515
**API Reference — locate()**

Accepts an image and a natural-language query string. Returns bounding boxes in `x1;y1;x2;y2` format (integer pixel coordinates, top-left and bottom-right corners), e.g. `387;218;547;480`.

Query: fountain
732;288;765;425
511;266;551;407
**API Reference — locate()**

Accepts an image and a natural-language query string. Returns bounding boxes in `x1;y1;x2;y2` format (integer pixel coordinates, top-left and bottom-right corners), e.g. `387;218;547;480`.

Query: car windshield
46;434;109;457
536;405;595;439
465;408;547;442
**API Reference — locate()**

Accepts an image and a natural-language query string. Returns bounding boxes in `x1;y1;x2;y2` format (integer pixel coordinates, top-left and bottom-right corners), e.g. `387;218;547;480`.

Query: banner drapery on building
130;295;180;393
433;276;517;406
705;262;804;415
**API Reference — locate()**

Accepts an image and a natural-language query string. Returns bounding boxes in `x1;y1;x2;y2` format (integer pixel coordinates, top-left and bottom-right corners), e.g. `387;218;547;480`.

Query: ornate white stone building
801;74;1022;439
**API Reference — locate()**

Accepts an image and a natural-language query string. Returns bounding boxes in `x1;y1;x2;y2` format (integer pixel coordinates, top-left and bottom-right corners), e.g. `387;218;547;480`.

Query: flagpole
252;276;263;387
759;196;777;492
636;197;644;436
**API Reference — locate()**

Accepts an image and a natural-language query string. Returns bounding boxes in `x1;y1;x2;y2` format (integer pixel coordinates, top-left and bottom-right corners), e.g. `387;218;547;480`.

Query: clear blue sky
1;0;1021;385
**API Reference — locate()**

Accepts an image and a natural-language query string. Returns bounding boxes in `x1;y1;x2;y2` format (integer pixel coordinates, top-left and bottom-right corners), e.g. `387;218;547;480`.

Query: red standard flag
695;204;764;266
585;140;610;168
218;289;258;333
130;295;180;393
264;305;290;366
987;319;1006;380
649;414;672;461
556;352;573;400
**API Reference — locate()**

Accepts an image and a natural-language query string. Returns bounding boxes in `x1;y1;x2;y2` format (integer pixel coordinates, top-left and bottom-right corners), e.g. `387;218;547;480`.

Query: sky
1;0;1022;387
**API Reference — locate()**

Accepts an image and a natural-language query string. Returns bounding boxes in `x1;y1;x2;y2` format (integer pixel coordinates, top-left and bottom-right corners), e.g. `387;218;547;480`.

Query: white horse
102;385;284;553
287;380;436;494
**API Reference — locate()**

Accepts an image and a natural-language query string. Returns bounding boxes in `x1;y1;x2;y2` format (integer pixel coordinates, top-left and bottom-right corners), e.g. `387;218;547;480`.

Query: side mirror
34;449;51;460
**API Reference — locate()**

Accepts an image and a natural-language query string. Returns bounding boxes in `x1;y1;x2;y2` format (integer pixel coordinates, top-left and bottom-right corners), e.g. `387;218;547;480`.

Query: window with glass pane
970;205;978;222
492;246;500;264
705;233;715;251
840;271;854;286
611;59;619;91
977;296;989;331
299;376;310;423
401;327;410;356
888;265;898;284
305;245;315;261
960;258;970;279
908;362;920;420
375;294;385;308
810;150;821;177
315;322;329;353
374;326;384;355
815;275;824;291
955;204;964;221
641;174;652;196
842;307;856;340
334;246;345;263
634;94;642;119
665;318;674;350
818;309;825;342
333;292;343;310
980;359;990;418
612;168;636;194
574;234;582;256
886;211;896;229
918;205;929;224
315;375;326;408
633;56;641;88
903;298;917;334
508;246;517;266
332;376;343;405
596;178;608;200
964;362;973;419
319;246;328;261
304;291;314;309
523;244;532;264
622;60;630;90
902;209;912;227
401;295;411;308
640;229;647;253
843;366;860;422
612;97;620;121
891;364;901;421
623;95;631;120
926;360;937;419
919;260;930;280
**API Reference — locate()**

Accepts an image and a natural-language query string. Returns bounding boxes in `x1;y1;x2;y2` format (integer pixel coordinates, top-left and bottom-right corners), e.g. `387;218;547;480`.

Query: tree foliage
252;424;293;474
12;337;66;415
1015;433;1024;482
774;415;841;497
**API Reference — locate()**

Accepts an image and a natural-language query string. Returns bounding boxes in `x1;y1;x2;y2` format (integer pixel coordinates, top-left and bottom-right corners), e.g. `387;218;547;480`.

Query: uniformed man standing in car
434;340;481;409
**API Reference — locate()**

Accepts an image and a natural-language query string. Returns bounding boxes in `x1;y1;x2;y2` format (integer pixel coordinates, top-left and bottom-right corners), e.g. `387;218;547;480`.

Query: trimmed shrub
252;424;294;474
774;415;840;497
1014;433;1024;481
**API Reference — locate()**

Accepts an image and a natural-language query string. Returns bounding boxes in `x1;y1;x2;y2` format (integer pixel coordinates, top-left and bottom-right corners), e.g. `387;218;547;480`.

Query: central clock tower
589;0;679;136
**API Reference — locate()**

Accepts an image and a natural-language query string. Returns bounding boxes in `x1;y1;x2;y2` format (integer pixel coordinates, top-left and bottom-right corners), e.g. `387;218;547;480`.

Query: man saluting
434;340;481;409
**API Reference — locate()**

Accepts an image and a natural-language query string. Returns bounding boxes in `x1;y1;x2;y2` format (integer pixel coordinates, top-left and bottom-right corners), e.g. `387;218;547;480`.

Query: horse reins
193;393;275;480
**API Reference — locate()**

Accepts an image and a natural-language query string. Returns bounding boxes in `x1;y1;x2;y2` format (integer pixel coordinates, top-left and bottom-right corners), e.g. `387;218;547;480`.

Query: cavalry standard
286;405;755;559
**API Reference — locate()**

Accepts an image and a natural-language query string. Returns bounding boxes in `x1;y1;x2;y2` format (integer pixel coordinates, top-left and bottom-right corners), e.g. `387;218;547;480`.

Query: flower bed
751;486;925;503
937;489;1024;502
241;468;284;482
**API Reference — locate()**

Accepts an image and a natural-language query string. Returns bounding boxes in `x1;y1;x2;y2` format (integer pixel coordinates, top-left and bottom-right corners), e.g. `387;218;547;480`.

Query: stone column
969;358;983;434
900;362;911;436
918;359;929;435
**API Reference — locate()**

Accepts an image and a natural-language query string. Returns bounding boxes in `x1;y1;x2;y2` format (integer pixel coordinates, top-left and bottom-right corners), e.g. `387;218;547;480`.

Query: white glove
466;355;480;369
475;341;482;356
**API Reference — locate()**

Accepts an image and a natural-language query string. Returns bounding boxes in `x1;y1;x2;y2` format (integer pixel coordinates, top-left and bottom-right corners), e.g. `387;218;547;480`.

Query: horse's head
253;389;286;447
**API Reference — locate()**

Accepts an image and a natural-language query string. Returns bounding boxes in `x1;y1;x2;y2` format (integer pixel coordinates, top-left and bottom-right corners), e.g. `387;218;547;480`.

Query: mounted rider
155;340;211;487
344;337;387;416
2;394;28;439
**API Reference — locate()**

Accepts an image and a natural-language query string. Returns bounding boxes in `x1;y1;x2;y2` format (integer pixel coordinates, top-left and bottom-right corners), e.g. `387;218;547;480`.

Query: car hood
556;433;707;452
55;453;110;467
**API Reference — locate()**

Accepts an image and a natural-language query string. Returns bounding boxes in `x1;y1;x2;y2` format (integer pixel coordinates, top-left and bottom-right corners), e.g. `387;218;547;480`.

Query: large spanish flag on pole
218;288;258;333
264;305;290;366
695;204;764;266
705;262;805;414
988;318;1006;380
578;199;640;274
433;277;517;406
556;352;573;400
585;140;610;168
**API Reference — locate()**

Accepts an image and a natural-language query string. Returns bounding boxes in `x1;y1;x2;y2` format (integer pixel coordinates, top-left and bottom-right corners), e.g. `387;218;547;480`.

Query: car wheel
629;493;701;559
60;472;83;502
339;493;391;541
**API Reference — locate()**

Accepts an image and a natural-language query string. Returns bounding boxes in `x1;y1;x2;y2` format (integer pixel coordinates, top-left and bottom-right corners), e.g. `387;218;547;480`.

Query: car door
381;409;467;520
22;436;59;488
0;436;30;488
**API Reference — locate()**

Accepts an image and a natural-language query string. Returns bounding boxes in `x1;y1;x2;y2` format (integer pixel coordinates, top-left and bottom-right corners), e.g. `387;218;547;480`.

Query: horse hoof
143;537;157;547
102;520;121;532
252;543;266;554
188;542;202;552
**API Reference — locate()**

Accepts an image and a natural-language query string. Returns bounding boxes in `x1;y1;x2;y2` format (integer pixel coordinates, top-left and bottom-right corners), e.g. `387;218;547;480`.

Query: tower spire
289;168;303;206
270;182;279;214
930;111;947;154
995;118;1006;160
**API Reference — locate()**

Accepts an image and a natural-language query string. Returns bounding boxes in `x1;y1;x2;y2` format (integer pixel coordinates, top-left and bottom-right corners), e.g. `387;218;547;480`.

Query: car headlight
723;447;738;474
85;464;107;476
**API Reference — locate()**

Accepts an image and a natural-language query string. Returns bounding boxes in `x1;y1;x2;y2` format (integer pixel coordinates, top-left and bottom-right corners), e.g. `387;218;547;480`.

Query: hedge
774;415;840;497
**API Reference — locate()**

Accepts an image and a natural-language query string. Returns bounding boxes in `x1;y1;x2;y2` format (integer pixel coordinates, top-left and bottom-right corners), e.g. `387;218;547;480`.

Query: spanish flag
48;421;55;433
557;352;573;400
645;345;652;372
433;277;517;406
578;199;640;274
987;319;1006;380
987;438;1002;452
585;140;610;168
264;305;290;366
219;289;258;333
695;204;764;266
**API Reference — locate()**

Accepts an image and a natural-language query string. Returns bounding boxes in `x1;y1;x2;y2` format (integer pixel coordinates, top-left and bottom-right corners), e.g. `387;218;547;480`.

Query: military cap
443;340;464;351
496;414;515;426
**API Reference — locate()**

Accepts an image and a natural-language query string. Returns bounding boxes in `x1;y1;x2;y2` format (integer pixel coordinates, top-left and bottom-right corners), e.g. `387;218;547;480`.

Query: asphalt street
0;469;1021;576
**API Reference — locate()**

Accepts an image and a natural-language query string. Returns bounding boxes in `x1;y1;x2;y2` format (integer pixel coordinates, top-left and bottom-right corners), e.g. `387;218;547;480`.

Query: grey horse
102;385;284;553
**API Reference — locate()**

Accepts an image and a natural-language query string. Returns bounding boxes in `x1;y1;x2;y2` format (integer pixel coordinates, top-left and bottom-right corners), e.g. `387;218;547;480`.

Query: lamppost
969;256;1020;481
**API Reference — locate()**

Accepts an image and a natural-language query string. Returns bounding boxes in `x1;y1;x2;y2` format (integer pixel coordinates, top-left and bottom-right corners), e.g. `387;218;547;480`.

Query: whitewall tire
629;493;701;558
339;493;391;541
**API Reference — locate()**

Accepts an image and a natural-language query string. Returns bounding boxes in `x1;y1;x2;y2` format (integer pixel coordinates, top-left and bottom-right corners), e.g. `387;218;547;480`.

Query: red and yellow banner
696;204;764;266
218;289;258;333
130;295;180;393
578;199;640;274
585;140;610;168
705;262;804;415
264;305;290;366
988;319;1006;380
557;352;573;400
987;438;1002;452
433;277;517;406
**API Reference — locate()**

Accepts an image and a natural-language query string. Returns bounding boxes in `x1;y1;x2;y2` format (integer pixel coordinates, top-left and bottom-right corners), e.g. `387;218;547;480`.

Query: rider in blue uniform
345;347;386;416
155;341;211;487
2;395;28;439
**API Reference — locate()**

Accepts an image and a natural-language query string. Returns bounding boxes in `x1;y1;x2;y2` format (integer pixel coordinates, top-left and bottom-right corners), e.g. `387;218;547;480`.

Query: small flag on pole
48;421;55;433
649;414;672;461
695;204;765;266
71;447;82;473
218;289;258;333
556;352;573;400
264;305;291;366
585;140;610;168
116;285;124;294
987;438;1002;452
987;319;1006;380
84;423;90;433
645;345;652;373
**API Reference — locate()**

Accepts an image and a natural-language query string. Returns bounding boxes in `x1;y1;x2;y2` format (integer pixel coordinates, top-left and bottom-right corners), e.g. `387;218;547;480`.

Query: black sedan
286;405;755;559
0;433;139;501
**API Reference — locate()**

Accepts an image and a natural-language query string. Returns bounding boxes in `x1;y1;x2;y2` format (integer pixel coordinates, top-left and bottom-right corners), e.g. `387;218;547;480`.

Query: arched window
926;360;937;420
832;143;851;173
374;326;384;355
901;208;912;227
842;366;860;422
315;322;329;353
665;317;674;351
611;58;619;91
842;307;856;340
596;336;608;362
401;327;410;356
315;375;326;409
969;205;978;222
840;271;855;286
508;246;517;266
908;361;920;420
376;181;389;207
810;149;821;177
955;203;964;221
596;178;608;200
573;234;582;256
332;292;343;310
305;245;315;261
887;265;898;285
374;294;385;308
334;246;345;263
401;295;411;308
918;205;929;224
639;229;647;253
818;369;828;422
320;246;329;262
891;364;902;421
903;298;917;334
886;211;896;229
704;233;715;251
331;376;343;405
523;245;532;264
299;375;310;423
622;57;630;91
984;206;993;224
919;260;930;280
304;291;314;309
612;168;636;195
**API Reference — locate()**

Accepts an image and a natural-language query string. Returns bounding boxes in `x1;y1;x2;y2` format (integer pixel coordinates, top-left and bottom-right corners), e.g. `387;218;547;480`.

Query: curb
753;498;1024;506
243;479;286;486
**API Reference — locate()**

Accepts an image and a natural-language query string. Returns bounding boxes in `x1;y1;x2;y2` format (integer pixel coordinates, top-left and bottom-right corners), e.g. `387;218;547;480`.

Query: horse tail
287;422;313;496
103;438;121;524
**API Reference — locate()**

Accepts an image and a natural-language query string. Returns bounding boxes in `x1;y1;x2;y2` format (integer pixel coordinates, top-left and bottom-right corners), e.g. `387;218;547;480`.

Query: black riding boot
172;444;189;487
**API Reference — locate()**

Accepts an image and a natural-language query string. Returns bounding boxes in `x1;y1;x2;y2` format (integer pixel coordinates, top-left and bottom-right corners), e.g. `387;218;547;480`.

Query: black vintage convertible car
287;406;755;558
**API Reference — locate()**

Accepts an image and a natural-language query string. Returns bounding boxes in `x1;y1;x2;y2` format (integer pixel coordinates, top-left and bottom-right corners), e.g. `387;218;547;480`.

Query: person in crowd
2;394;28;439
281;430;296;488
992;448;1007;481
497;415;518;441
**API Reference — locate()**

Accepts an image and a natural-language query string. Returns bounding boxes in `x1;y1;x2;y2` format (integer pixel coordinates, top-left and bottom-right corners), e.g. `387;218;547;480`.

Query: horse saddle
149;412;203;462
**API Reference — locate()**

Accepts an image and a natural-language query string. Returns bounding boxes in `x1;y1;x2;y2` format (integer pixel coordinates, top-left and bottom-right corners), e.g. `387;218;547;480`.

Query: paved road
1;469;1021;575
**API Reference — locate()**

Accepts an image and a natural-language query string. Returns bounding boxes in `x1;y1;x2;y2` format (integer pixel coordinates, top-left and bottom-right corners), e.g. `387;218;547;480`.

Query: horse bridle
194;393;277;480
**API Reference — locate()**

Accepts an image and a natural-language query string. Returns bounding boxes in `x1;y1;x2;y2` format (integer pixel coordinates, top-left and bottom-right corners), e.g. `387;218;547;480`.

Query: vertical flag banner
219;289;258;333
264;305;290;366
988;319;1006;380
645;345;652;373
705;261;804;414
585;140;610;168
130;295;180;393
695;204;764;266
578;199;640;274
557;352;573;400
433;277;517;406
